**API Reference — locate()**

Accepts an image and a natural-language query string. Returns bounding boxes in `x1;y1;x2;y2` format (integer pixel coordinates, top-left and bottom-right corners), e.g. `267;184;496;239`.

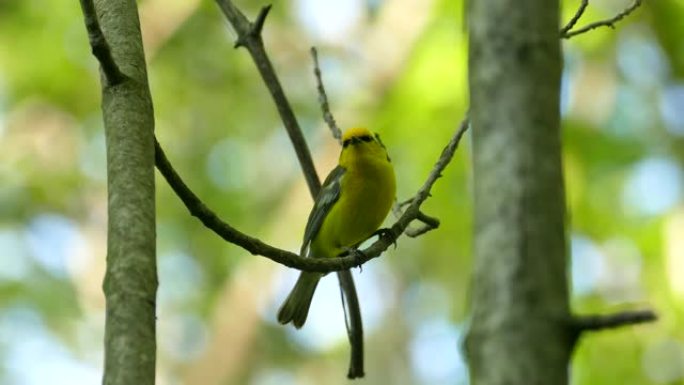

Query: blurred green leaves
0;0;683;384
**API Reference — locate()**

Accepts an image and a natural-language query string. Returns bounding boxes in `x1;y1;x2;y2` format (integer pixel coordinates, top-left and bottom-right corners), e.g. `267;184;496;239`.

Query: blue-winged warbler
277;127;396;328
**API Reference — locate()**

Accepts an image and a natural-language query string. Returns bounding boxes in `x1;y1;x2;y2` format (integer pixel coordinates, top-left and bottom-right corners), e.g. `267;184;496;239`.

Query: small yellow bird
277;127;396;328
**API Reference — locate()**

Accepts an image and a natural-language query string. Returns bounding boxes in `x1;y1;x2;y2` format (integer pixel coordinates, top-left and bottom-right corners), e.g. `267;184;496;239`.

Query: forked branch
561;0;642;39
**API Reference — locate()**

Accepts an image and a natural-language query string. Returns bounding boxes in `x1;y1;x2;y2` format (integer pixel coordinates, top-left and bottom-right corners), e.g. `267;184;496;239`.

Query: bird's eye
343;139;351;148
359;135;373;142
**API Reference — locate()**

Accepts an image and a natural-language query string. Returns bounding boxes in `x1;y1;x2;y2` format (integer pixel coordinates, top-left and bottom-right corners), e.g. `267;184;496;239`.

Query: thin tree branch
404;212;440;237
573;310;657;332
398;197;415;208
311;47;342;143
561;0;642;39
78;0;126;86
155;139;306;269
560;0;589;35
214;1;321;196
391;202;440;238
154;115;469;272
338;270;364;378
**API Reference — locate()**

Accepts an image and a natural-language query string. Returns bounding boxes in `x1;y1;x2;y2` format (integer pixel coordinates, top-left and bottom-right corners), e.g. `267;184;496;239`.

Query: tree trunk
465;0;572;384
94;1;158;384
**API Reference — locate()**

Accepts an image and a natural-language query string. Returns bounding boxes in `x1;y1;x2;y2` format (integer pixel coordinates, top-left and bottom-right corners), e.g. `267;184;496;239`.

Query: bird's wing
300;165;346;256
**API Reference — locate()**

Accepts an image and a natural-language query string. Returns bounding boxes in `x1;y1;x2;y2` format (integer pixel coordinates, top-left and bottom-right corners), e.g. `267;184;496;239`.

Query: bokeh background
0;0;683;384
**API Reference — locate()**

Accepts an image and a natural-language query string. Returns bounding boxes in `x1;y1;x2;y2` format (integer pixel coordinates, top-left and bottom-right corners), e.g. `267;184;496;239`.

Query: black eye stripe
343;135;374;147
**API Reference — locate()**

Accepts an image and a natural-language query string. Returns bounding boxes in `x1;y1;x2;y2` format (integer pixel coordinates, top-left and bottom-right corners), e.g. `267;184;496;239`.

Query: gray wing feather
300;166;346;256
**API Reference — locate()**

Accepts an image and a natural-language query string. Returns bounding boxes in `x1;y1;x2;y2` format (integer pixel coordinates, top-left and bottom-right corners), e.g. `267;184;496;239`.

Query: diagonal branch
214;1;321;196
78;0;126;85
155;139;305;269
561;0;642;39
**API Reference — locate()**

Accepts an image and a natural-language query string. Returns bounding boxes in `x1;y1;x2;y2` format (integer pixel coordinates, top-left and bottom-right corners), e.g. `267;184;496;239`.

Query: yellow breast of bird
312;157;396;258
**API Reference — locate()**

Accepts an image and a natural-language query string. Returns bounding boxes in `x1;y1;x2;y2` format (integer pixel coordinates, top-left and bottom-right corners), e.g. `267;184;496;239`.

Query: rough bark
94;1;158;384
465;0;571;384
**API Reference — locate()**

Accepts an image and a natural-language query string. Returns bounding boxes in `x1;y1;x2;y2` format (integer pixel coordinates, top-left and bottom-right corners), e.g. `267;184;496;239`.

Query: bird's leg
370;227;397;249
338;247;367;272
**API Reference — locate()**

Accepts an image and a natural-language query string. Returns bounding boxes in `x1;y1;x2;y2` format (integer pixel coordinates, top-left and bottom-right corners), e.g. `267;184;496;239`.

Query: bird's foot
371;227;397;249
339;247;367;272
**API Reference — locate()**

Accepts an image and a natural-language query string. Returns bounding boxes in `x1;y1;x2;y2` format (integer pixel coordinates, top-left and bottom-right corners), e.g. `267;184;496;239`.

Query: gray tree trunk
465;0;572;384
94;1;158;384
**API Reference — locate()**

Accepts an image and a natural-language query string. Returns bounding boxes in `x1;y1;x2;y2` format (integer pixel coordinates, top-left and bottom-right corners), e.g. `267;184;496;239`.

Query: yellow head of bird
341;127;383;148
340;127;390;163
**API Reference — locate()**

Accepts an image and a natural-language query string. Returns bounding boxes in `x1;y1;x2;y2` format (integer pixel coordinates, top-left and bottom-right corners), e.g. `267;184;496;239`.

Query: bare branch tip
253;4;273;36
231;3;272;48
560;0;589;35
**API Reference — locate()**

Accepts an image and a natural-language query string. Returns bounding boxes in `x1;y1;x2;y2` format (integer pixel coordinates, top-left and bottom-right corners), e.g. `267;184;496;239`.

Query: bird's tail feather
277;272;321;328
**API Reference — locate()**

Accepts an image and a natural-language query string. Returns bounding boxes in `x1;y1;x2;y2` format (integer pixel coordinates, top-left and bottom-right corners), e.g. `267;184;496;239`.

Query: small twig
232;4;272;48
560;0;589;35
388;121;464;238
78;0;125;86
561;0;642;39
398;198;414;208
573;310;657;332
404;211;440;238
374;115;469;248
311;47;342;143
392;201;440;237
